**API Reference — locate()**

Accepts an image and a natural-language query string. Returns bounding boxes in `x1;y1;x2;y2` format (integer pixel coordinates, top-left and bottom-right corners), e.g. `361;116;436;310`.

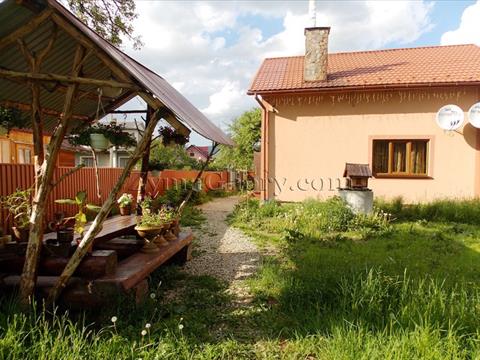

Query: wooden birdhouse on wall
343;163;372;190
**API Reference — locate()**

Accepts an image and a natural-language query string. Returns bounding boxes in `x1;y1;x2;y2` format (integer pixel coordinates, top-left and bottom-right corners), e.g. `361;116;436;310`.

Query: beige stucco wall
264;86;480;203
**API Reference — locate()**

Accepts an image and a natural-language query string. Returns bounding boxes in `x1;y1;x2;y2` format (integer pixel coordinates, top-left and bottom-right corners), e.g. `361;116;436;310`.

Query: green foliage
230;197;390;242
376;197;480;224
149;141;201;170
68;123;136;148
179;206;206;228
55;191;101;236
137;207;175;227
0;188;32;229
213;108;261;170
158;126;189;146
153;180;208;208
67;0;143;49
0;107;28;135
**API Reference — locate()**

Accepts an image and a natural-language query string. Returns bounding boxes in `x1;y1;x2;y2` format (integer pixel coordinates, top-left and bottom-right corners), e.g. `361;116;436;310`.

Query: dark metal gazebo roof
0;0;233;145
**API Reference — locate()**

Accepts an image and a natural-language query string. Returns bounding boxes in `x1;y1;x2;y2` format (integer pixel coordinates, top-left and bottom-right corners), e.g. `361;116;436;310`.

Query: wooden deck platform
1;230;194;307
43;215;138;244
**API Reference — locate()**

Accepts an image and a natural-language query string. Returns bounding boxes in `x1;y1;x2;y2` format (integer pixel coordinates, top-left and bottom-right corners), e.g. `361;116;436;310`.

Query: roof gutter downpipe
255;94;270;203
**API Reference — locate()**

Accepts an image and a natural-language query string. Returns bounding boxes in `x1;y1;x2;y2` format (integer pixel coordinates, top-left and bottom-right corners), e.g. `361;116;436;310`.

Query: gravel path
184;196;260;291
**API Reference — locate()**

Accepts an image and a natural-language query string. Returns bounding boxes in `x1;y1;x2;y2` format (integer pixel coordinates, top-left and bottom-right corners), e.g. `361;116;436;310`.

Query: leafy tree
149;141;202;170
67;0;143;49
213;108;261;171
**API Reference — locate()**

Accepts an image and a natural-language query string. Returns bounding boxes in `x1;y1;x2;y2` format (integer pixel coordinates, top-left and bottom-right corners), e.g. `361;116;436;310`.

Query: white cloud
122;0;434;143
441;1;480;46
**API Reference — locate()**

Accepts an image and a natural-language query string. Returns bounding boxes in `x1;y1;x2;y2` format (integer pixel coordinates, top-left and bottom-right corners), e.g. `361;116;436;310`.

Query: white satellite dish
468;102;480;128
436;104;464;131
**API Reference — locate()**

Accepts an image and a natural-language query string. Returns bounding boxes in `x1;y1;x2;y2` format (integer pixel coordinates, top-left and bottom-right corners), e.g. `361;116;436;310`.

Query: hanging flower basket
89;133;110;151
68;122;136;150
158;126;189;147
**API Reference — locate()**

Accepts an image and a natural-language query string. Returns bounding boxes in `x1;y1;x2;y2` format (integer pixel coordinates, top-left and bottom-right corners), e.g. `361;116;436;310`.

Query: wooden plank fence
0;164;228;235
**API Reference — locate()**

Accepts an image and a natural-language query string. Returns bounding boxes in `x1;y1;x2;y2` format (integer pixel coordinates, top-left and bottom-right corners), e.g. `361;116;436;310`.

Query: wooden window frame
371;138;432;179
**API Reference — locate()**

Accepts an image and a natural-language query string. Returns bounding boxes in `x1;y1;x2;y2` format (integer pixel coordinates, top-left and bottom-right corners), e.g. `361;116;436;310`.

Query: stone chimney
304;27;330;82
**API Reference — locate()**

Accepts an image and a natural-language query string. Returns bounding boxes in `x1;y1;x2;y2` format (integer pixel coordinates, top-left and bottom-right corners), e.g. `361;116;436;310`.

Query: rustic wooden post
19;44;86;305
136;105;152;214
47;107;168;304
17;25;58;191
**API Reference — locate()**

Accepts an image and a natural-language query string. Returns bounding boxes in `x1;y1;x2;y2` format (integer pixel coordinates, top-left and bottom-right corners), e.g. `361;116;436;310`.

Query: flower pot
89;133;110;151
57;228;74;243
120;205;132;216
171;218;180;236
43;238;73;258
135;225;163;240
12;227;29;243
163;221;177;242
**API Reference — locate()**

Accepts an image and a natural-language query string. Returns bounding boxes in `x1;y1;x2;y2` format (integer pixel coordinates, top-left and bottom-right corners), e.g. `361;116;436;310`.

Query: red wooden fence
0;164;228;235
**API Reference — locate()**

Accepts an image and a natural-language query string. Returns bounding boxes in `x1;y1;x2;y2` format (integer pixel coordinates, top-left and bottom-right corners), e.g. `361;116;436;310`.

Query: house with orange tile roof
248;27;480;203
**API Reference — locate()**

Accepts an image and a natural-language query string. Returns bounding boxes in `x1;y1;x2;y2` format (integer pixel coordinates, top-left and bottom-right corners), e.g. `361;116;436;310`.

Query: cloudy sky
117;0;480;144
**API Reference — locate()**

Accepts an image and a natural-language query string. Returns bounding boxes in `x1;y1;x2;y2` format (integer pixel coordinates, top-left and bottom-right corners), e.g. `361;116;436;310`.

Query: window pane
373;141;389;173
24;149;31;164
392;142;406;173
17;149;25;164
410;141;427;174
80;157;94;167
118;157;129;168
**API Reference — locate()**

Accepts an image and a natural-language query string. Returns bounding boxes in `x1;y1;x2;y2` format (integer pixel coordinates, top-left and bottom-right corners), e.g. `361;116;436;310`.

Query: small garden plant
0;188;32;230
55;191;101;237
117;193;134;208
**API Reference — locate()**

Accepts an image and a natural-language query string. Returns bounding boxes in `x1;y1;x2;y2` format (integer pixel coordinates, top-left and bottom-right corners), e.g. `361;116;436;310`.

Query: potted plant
158;126;189;147
0;106;28;136
43;212;75;257
148;159;164;177
0;188;32;243
55;191;101;248
69;122;137;151
117;193;134;216
135;200;176;252
107;123;137;149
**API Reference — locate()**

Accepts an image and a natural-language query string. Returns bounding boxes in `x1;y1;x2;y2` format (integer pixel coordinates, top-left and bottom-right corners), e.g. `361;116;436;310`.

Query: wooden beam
0;9;53;51
110;110;148;114
0;68;139;90
50;13;132;83
0;101;89;121
138;92;190;136
19;44;87;306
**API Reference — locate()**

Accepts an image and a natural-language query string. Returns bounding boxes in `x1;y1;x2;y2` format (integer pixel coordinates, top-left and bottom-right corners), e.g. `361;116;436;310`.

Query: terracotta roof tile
248;44;480;94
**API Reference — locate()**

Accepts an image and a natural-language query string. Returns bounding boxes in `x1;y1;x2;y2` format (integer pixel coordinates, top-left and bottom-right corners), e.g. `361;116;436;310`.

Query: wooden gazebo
0;0;232;305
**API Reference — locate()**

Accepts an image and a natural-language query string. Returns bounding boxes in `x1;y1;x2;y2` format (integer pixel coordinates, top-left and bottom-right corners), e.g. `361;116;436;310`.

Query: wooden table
43;215;138;244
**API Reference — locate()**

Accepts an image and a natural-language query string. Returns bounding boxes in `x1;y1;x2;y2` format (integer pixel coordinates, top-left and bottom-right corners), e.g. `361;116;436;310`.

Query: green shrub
153;180;208;208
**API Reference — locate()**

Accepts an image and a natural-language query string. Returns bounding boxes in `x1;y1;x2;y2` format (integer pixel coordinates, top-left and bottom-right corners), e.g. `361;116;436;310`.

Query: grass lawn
3;197;480;359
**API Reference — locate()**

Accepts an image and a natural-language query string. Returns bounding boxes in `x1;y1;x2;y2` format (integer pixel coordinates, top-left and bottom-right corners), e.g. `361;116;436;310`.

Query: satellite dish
468;102;480;128
436;104;464;131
